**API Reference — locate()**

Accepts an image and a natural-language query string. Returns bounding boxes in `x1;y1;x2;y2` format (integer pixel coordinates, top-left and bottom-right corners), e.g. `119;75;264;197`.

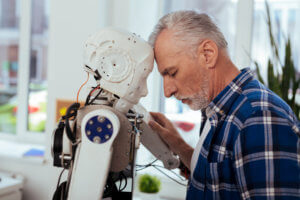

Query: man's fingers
149;112;164;125
148;120;170;137
148;120;161;131
150;112;169;127
149;120;172;149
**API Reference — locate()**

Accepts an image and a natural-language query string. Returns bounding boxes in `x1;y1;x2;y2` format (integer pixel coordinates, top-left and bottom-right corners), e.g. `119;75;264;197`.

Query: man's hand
148;112;183;154
148;112;194;169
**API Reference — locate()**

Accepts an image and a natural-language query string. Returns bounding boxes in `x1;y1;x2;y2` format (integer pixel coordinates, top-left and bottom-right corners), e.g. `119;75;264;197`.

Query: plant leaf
267;59;282;97
254;61;265;84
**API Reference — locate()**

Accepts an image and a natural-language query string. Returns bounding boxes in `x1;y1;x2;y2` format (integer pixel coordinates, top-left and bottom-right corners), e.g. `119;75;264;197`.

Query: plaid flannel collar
201;68;254;126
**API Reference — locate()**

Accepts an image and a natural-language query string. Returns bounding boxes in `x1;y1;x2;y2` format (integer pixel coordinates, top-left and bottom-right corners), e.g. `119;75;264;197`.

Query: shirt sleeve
233;109;300;200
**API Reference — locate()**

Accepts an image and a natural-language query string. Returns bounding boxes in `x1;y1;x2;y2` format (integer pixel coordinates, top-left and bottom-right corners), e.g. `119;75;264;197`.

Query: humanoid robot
51;28;179;200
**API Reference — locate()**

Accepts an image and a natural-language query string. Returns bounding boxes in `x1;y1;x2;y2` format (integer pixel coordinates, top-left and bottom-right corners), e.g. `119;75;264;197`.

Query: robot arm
133;104;179;169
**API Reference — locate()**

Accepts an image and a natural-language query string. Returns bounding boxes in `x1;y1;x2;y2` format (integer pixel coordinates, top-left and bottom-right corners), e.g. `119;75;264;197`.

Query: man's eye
170;71;177;77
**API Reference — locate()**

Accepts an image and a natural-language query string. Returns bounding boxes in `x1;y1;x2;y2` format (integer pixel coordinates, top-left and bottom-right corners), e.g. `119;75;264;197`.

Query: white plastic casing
84;27;154;113
67;108;120;200
133;104;180;169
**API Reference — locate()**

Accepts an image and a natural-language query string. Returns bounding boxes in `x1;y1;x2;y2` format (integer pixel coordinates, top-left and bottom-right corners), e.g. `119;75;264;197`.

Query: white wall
234;0;254;68
108;0;164;111
127;0;164;112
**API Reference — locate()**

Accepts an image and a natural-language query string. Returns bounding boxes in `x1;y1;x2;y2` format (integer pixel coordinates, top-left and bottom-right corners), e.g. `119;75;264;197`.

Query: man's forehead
154;30;182;73
154;29;177;54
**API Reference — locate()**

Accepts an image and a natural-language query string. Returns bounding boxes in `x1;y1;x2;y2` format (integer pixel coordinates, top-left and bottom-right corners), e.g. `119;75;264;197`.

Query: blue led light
85;115;113;144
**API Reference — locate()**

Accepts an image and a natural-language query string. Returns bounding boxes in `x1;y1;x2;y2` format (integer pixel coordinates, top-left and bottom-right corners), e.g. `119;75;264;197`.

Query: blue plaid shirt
186;68;300;200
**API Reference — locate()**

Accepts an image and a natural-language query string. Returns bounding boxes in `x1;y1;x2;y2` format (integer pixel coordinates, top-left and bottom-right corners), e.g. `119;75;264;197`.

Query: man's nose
163;78;176;98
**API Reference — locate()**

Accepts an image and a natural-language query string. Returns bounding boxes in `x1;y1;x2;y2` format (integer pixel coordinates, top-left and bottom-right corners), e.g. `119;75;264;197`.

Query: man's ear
197;39;218;69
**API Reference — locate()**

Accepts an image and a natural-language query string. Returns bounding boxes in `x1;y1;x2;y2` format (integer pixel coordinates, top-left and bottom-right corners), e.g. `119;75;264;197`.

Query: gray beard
188;93;210;110
188;76;210;111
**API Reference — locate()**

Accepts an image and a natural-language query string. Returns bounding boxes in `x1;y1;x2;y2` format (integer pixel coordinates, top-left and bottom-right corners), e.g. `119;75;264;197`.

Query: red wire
90;86;100;96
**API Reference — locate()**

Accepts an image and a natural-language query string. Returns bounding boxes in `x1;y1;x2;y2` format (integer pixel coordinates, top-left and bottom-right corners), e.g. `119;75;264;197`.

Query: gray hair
148;10;228;53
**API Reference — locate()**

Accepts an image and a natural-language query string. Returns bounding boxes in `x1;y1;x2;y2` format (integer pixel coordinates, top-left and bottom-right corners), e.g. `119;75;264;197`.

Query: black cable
85;87;96;106
135;159;187;187
136;159;158;168
84;85;102;106
88;88;103;105
118;173;123;191
84;65;93;70
152;166;187;187
152;164;186;181
85;95;91;106
136;161;156;171
61;112;76;120
65;103;80;143
103;173;118;198
94;69;101;80
135;159;158;171
56;168;66;189
119;172;127;191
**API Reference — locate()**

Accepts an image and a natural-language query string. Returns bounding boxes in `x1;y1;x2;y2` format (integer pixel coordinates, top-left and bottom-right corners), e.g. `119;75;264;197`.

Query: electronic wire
152;165;187;187
56;168;66;189
85;85;102;106
76;72;89;103
118;172;128;192
135;159;158;171
89;88;103;105
136;159;187;187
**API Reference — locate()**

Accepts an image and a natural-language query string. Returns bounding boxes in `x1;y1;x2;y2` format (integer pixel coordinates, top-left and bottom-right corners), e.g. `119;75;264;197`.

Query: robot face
84;28;154;107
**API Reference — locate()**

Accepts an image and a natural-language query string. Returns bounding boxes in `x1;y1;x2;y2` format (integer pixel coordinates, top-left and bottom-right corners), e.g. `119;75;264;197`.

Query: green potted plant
254;1;300;119
138;174;161;200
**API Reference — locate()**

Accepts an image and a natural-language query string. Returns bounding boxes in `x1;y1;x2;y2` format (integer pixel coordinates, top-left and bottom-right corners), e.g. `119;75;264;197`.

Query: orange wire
76;72;90;103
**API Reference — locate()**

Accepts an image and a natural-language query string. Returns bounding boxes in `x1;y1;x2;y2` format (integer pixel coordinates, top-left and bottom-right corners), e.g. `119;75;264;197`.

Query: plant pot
140;192;160;200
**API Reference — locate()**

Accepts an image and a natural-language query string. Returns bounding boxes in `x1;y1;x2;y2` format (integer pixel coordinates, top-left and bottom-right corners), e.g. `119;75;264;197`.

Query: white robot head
83;27;154;112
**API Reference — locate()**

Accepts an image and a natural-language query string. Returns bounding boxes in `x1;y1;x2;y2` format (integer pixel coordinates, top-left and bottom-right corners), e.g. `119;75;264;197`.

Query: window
27;0;49;132
251;0;300;81
0;0;49;140
0;0;20;134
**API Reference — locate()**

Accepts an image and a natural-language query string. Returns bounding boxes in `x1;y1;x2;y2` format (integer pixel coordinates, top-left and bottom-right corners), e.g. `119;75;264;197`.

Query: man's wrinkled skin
148;29;240;169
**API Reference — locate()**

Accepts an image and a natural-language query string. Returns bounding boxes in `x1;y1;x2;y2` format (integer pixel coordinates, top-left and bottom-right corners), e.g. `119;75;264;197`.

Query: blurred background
0;0;299;199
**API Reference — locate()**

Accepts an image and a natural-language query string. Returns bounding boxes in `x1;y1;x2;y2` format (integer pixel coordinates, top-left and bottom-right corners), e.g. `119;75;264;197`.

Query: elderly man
148;10;300;200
